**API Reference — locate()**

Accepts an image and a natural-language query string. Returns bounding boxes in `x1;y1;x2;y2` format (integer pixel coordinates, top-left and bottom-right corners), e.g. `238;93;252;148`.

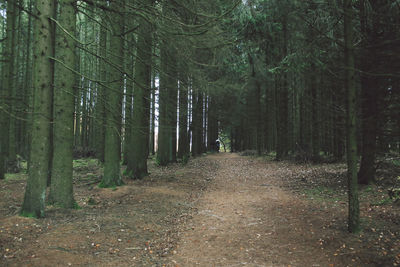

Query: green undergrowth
303;186;343;202
73;158;99;169
4;172;27;181
20;211;38;219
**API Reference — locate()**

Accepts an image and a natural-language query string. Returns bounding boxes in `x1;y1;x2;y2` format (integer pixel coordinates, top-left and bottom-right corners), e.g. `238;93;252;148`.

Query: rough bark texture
126;0;153;179
21;0;54;218
48;0;77;208
101;0;124;187
344;0;360;233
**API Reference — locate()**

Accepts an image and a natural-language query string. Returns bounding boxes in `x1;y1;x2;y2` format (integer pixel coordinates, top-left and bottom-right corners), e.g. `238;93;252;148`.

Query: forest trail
170;153;333;266
1;153;398;266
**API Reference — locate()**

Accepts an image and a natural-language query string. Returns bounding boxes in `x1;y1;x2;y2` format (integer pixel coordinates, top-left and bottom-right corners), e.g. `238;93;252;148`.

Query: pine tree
21;0;55;218
48;0;77;208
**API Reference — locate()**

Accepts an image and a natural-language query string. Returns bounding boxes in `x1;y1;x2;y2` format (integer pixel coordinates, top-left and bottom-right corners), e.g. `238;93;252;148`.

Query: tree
48;0;77;208
0;0;17;178
343;0;360;233
100;0;124;188
157;1;178;165
21;0;54;218
126;0;153;179
178;73;189;159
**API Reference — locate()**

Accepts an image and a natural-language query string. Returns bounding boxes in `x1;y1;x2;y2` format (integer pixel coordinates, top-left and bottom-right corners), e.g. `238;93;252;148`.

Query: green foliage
98;181;123;189
20;210;37;218
304;186;342;202
181;154;189;165
123;169;133;178
371;198;393;206
154;155;161;166
392;159;400;167
73;201;82;210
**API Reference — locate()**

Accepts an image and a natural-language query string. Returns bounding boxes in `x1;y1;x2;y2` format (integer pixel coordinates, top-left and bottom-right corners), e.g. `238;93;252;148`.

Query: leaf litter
0;153;399;266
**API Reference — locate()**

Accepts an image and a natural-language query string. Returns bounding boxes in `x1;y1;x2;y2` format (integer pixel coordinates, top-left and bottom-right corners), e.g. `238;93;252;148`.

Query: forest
0;0;399;266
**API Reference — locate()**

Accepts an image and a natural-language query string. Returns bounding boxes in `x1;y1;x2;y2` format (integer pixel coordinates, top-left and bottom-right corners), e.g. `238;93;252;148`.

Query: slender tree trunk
344;0;360;233
178;74;189;159
95;22;107;162
157;44;170;166
276;15;289;160
48;0;77;208
7;0;19;172
21;0;54;218
1;0;17;178
150;70;156;156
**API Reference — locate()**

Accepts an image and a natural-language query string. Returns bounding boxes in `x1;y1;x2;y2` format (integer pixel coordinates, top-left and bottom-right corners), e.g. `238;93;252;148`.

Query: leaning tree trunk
21;0;54;218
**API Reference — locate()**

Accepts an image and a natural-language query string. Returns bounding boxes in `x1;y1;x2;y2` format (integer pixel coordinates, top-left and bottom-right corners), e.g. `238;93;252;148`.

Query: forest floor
0;153;399;266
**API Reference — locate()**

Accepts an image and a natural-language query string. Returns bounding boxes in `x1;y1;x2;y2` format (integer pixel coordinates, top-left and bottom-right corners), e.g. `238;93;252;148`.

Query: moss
73;201;82;210
5;173;27;181
98;180;123;189
20;210;37;218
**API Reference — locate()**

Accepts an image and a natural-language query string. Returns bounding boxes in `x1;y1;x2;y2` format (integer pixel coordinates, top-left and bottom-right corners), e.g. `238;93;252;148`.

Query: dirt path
169;153;327;266
169;153;398;267
1;153;398;266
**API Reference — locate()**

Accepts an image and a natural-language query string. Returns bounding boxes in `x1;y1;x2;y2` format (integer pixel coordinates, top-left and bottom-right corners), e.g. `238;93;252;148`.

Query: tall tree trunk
7;0;19;172
344;0;360;233
150;70;156;156
157;2;178;165
191;88;201;157
357;0;384;185
178;74;189;159
101;0;124;187
126;0;153;179
95;21;107;162
157;44;170;166
276;15;289;160
48;0;77;208
21;0;54;218
1;0;17;178
0;1;12;178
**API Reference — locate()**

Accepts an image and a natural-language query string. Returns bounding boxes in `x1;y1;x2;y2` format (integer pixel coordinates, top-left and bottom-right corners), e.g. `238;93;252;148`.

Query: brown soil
1;153;399;266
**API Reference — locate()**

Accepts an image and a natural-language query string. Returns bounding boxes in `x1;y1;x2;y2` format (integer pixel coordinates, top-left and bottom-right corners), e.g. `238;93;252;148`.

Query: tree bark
126;0;153;179
101;0;124;187
21;0;54;218
48;0;77;208
344;0;360;233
